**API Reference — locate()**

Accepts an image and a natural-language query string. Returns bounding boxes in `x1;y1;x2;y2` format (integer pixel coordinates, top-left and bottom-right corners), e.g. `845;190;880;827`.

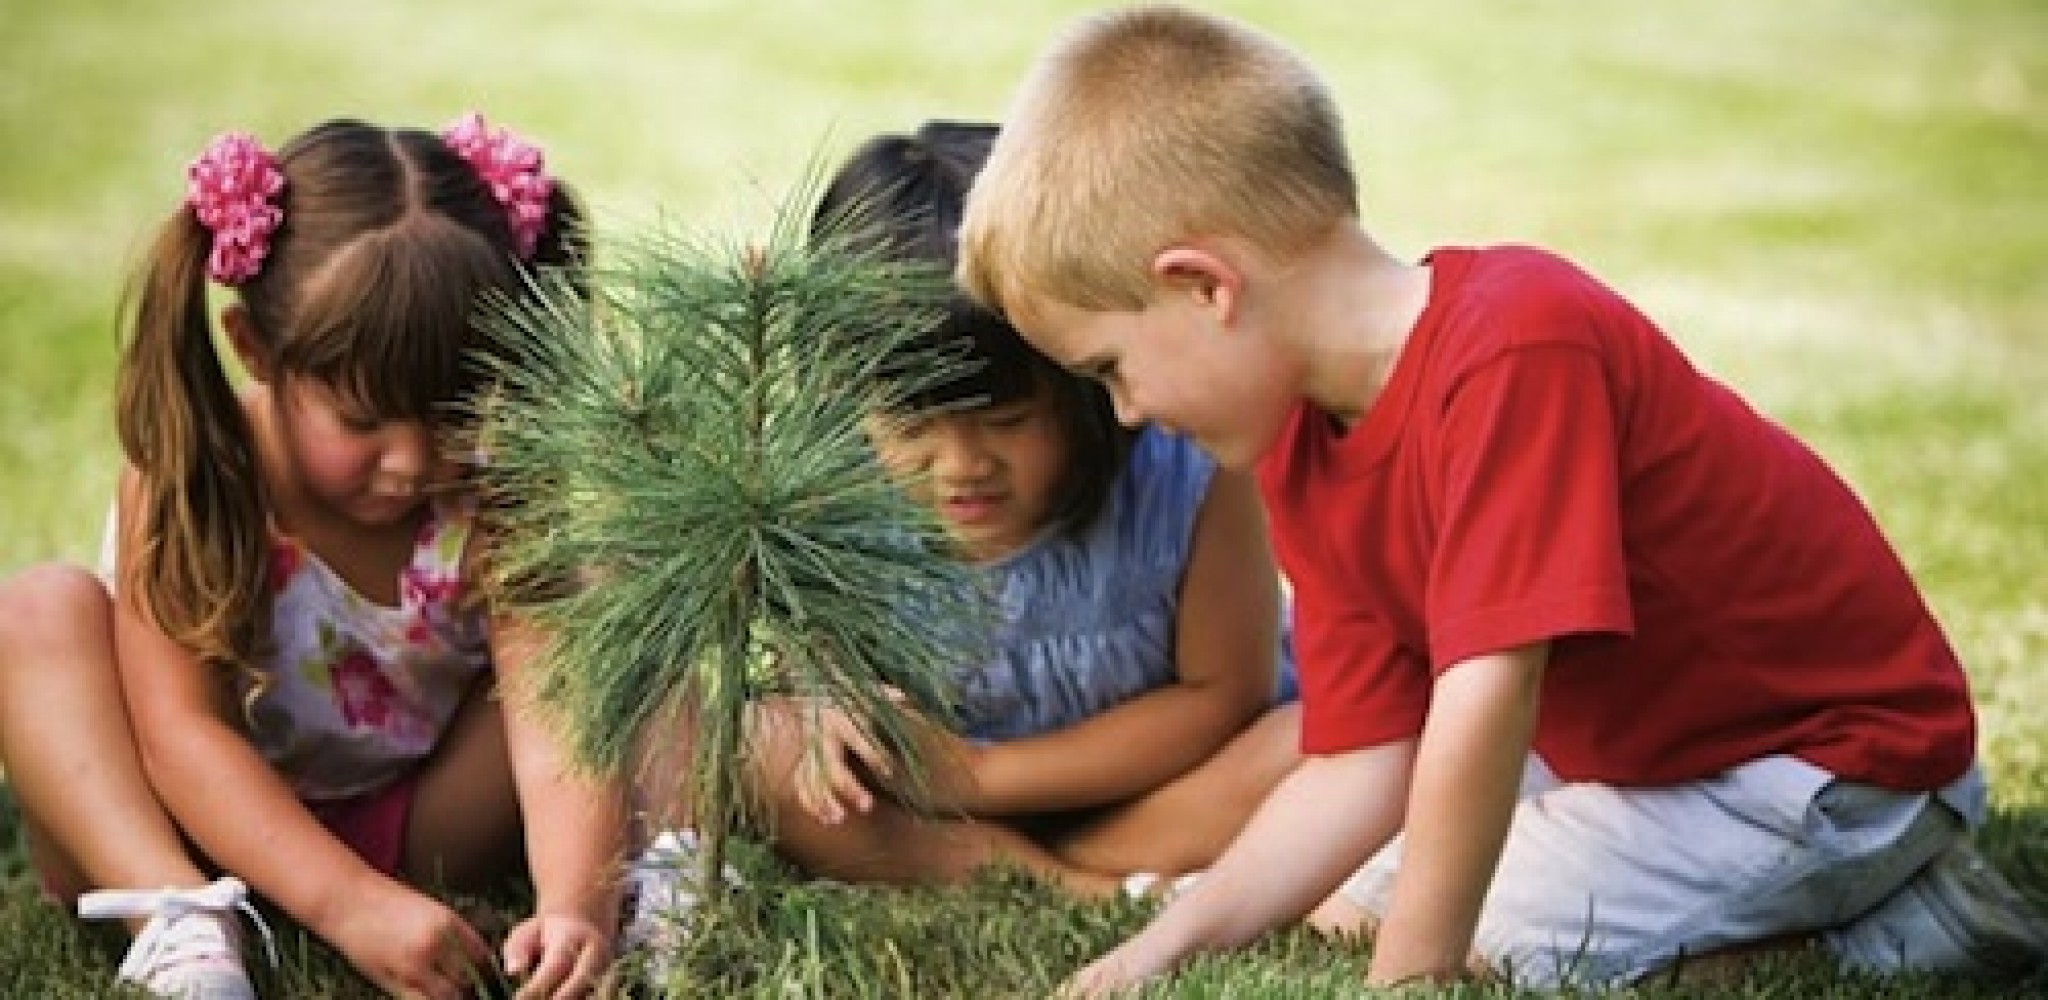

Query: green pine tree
470;192;987;894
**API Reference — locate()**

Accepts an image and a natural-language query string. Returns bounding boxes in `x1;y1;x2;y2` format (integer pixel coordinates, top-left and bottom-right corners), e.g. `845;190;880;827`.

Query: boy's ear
221;304;273;384
1149;242;1242;327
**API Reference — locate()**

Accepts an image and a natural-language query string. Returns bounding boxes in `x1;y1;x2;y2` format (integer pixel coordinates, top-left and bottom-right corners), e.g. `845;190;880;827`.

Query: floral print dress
243;502;492;801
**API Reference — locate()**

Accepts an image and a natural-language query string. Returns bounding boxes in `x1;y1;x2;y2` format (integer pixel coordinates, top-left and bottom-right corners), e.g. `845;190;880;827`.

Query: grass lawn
2;0;2044;995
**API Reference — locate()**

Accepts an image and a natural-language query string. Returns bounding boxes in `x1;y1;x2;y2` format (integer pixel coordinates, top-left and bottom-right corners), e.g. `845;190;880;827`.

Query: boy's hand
503;911;612;998
1061;936;1176;997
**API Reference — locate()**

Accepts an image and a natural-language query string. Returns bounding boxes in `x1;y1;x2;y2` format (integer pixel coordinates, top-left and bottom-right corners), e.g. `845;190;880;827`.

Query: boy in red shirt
956;4;2045;992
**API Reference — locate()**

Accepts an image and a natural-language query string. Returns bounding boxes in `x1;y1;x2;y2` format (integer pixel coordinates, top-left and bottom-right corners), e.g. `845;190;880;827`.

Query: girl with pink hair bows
0;115;665;999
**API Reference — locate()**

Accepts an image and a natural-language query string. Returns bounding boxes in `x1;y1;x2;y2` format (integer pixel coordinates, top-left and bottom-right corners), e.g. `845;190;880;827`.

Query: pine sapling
471;193;987;898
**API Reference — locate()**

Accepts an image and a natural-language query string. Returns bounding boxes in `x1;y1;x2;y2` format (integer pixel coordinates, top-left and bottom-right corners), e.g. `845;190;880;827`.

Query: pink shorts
306;774;420;877
36;773;419;900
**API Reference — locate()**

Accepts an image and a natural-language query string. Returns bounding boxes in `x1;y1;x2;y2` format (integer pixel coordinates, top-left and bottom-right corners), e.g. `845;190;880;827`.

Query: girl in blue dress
748;121;1298;897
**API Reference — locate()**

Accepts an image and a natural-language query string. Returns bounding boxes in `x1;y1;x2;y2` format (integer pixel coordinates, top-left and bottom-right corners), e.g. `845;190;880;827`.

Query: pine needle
471;188;989;891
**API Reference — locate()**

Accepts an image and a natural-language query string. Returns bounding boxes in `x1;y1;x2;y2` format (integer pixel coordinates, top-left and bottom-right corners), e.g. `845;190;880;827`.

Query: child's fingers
501;922;542;979
823;750;876;815
796;765;841;824
829;711;894;780
507;921;609;999
794;727;883;823
511;941;575;998
444;911;494;964
796;749;851;824
563;934;612;995
426;913;495;991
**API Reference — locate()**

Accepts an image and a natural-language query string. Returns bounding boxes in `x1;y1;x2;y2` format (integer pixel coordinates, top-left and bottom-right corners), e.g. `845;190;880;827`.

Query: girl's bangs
279;215;518;422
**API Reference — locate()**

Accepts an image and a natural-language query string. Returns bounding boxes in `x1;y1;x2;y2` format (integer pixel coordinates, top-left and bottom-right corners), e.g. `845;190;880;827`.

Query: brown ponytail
114;209;271;676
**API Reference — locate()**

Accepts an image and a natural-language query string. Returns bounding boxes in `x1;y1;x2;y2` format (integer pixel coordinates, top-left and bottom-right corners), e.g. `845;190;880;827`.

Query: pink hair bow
186;132;285;285
441;112;552;260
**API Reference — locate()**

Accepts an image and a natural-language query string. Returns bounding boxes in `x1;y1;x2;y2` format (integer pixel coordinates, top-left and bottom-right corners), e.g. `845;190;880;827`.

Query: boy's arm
1366;641;1546;985
963;469;1281;813
1066;738;1415;995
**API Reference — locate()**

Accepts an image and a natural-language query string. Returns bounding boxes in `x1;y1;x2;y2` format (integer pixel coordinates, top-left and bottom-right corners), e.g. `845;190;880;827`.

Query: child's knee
0;562;109;648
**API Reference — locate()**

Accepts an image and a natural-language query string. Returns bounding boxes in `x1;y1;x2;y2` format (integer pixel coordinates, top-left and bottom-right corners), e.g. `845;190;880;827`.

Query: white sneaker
1120;870;1203;903
1829;840;2048;979
77;876;276;999
620;830;743;986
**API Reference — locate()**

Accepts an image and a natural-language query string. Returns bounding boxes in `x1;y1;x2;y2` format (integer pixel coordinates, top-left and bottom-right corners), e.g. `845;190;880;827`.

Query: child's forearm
138;712;387;934
524;786;628;923
1366;644;1544;985
1113;745;1410;963
114;614;390;934
489;616;630;923
503;702;629;923
973;678;1262;814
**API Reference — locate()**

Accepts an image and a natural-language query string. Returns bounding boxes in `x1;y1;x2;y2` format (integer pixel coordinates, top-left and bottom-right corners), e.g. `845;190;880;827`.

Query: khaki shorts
1339;755;1982;988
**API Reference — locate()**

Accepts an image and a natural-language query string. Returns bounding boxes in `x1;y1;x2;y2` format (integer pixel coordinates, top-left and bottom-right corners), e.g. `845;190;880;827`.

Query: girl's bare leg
1051;702;1300;877
0;564;210;920
776;793;1121;897
398;680;524;891
628;701;700;839
716;707;1123;898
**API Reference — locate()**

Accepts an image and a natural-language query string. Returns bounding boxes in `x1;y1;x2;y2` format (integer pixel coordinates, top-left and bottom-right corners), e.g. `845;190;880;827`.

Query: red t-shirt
1256;245;1975;790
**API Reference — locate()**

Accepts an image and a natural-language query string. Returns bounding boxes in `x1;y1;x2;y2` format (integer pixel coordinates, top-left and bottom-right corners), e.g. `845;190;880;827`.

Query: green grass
2;0;2044;995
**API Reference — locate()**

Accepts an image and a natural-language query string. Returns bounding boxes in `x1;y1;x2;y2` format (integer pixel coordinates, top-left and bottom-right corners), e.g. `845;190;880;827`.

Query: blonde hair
958;4;1357;317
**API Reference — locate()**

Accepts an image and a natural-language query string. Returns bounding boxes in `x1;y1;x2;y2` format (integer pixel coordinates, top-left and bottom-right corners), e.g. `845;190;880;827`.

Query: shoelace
78;877;280;979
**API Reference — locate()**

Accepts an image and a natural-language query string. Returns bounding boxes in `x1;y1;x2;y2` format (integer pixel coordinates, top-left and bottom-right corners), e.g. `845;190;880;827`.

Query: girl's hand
747;695;895;825
503;911;613;998
830;690;990;814
328;882;495;1000
793;699;895;825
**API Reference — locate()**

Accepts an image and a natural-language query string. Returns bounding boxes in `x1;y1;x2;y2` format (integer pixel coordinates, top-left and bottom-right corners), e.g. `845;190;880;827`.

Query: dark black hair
810;120;1135;533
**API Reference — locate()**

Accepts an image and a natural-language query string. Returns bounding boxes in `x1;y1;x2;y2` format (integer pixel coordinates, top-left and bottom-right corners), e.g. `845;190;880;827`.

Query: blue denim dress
953;427;1295;742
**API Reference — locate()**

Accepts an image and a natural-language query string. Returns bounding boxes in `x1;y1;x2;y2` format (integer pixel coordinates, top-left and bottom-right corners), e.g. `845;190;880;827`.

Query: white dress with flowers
242;502;492;801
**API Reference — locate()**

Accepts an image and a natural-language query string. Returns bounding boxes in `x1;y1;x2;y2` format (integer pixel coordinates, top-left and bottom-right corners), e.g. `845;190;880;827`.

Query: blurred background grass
2;0;2043;994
